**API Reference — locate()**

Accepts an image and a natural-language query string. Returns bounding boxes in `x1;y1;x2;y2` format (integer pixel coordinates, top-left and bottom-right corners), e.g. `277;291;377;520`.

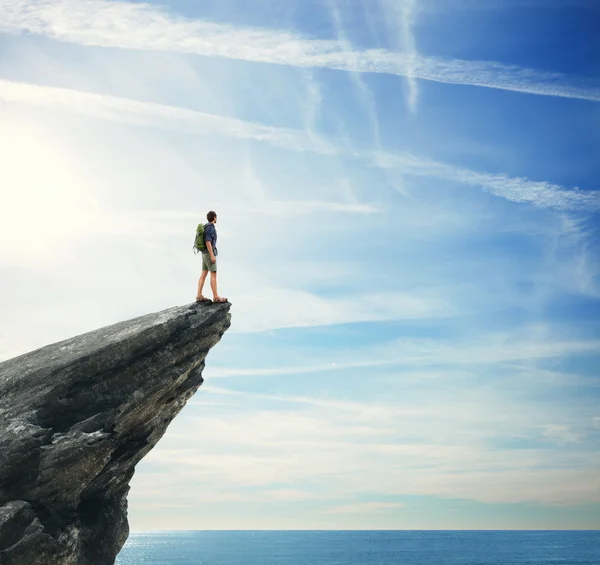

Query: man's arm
206;241;216;262
205;224;216;262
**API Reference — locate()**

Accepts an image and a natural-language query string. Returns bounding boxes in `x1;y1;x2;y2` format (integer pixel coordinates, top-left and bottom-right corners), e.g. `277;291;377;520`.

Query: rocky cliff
0;301;231;565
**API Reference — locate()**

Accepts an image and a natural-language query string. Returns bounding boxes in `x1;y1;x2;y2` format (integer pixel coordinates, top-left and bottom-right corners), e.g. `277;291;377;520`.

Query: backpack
193;223;207;254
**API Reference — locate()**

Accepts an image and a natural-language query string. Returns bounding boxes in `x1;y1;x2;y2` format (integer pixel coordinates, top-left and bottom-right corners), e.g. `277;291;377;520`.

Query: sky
1;0;599;531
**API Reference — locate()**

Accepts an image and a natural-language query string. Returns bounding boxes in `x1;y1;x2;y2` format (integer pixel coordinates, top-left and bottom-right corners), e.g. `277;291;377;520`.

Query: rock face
0;302;231;565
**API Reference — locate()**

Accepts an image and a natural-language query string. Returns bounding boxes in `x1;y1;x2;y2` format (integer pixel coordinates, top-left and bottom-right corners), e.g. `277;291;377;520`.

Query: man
196;210;227;303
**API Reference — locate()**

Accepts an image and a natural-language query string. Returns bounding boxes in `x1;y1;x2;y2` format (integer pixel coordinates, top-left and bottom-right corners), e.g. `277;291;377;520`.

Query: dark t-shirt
204;223;217;256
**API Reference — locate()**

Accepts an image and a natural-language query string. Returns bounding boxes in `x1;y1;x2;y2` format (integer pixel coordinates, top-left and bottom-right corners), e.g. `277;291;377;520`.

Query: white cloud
374;152;600;212
259;200;377;216
134;397;600;508
393;468;600;506
401;0;418;111
379;0;419;111
1;0;599;102
0;79;336;154
323;501;404;514
205;330;600;375
226;287;452;332
541;424;582;445
198;385;436;422
2;79;596;214
327;0;382;145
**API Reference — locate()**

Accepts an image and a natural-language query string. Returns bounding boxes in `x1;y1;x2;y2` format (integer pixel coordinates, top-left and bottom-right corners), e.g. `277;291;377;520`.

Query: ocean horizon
116;530;600;565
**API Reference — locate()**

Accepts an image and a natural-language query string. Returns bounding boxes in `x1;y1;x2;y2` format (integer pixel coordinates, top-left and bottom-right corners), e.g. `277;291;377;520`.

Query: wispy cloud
2;79;597;213
136;399;600;506
197;385;435;419
259;200;377;216
131;486;322;506
227;287;451;332
541;424;582;445
1;0;599;102
89;200;378;226
302;71;324;142
323;501;404;514
379;0;419;111
327;0;382;143
205;331;600;377
375;153;600;212
401;0;418;111
0;79;336;154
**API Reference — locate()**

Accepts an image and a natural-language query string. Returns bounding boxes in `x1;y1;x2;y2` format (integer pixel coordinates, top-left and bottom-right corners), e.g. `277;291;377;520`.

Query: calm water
116;530;600;565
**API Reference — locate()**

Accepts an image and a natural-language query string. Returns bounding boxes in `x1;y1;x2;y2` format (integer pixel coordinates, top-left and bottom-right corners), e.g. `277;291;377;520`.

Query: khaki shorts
201;252;217;272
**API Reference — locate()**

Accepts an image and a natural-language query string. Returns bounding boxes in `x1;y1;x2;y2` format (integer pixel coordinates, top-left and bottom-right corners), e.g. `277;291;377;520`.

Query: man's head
207;210;217;223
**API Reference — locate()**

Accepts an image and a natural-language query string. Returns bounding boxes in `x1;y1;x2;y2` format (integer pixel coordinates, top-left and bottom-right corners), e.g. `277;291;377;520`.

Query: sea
115;530;600;565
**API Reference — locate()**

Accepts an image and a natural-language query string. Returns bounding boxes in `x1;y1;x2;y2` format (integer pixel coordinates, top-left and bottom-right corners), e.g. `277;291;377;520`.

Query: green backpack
193;223;207;254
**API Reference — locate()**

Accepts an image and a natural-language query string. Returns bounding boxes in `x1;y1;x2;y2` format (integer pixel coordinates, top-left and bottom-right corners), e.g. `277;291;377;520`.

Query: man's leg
210;271;227;302
196;269;209;300
209;271;218;299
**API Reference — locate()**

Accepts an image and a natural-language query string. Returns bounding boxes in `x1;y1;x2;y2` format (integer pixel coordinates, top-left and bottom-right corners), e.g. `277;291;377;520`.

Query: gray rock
0;301;231;564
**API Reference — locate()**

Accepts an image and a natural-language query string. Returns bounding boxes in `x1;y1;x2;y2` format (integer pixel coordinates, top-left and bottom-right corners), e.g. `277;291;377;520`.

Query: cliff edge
0;302;231;565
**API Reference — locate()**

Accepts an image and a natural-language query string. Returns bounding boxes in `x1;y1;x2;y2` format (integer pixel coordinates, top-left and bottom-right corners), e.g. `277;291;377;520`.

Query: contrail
1;0;599;102
0;79;337;155
2;79;598;213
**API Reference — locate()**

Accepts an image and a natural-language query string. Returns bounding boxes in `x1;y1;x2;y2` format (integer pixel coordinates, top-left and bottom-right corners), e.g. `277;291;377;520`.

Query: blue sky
0;0;599;530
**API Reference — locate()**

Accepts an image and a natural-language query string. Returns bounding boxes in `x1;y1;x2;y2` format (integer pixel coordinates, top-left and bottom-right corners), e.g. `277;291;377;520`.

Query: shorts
201;252;217;272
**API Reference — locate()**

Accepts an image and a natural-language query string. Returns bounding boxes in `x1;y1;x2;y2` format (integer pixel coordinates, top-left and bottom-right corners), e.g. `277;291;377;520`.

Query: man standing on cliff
196;210;227;303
